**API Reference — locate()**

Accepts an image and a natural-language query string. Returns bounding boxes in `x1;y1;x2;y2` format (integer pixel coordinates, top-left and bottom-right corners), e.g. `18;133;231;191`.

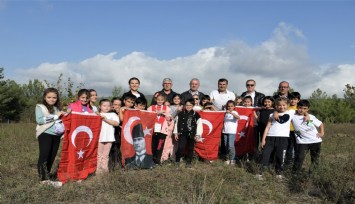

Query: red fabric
235;107;257;156
151;105;167;125
194;111;225;160
69;100;93;113
121;110;157;166
57;113;102;183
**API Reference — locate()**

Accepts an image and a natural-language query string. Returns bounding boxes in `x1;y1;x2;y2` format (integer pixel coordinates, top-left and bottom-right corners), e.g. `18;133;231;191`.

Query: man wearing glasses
273;81;291;100
209;78;236;110
151;78;178;105
181;78;205;104
241;79;265;107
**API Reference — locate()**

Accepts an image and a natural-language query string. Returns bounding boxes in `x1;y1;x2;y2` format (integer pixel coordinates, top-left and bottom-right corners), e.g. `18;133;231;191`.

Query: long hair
42;88;61;114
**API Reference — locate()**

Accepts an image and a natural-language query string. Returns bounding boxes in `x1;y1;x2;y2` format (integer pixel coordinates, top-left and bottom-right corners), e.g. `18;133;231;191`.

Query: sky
0;0;354;98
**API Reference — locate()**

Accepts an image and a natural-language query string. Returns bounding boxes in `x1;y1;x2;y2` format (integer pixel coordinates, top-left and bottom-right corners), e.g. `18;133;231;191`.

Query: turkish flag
57;112;102;183
194;111;225;160
235;106;257;156
121;110;156;167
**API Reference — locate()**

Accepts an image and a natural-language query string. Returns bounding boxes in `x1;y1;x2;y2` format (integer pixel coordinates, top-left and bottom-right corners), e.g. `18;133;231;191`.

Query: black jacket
241;91;265;107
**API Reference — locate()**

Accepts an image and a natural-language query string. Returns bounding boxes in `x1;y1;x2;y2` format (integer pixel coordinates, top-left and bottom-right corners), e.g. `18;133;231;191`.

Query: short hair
201;95;210;101
226;100;236;106
203;102;214;109
128;77;140;84
190;78;200;85
243;96;252;102
185;98;195;105
290;92;301;100
278;81;289;88
218;78;228;84
124;93;137;101
99;98;111;106
77;89;90;98
246;79;256;84
297;99;310;108
135;97;147;106
111;97;122;103
162;78;172;84
172;93;181;99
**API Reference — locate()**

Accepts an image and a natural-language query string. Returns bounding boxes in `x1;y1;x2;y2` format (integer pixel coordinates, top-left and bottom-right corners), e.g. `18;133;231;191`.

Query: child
192;94;203;111
200;95;211;107
258;97;296;180
243;96;253;107
35;88;65;187
292;100;324;173
147;95;172;165
109;97;123;171
285;92;301;165
96;99;120;174
134;97;148;110
68;89;93;113
89;89;98;112
257;96;275;149
235;96;243;106
170;94;183;118
222;100;240;165
119;94;136;121
203;102;217;111
174;98;203;168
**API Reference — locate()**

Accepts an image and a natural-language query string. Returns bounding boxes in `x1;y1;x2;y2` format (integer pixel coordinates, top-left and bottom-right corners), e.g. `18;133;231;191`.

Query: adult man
241;79;265;107
180;78;205;104
151;78;178;105
125;124;154;169
273;81;291;99
209;78;236;110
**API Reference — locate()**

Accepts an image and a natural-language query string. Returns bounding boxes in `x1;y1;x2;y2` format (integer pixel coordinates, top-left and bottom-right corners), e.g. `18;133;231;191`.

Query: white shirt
99;112;120;142
209;90;236;110
267;110;295;137
223;111;239;134
244;91;255;106
292;114;323;144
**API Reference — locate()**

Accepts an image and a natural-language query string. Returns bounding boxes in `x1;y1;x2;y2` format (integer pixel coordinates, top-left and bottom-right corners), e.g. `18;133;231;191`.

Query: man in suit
241;79;265;107
180;78;205;104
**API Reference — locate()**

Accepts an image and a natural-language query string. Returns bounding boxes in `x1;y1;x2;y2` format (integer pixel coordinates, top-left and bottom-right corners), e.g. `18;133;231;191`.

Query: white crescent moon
71;126;93;148
201;119;213;135
123;116;141;145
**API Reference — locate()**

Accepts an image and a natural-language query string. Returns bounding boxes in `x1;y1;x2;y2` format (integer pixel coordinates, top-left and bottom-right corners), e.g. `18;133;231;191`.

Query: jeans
223;133;236;161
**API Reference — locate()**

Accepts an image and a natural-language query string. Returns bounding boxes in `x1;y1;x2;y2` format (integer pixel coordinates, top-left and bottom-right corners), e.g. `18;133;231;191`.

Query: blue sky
0;0;354;97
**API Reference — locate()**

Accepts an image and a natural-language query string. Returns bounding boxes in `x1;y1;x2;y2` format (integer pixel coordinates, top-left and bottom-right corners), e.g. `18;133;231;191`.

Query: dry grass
0;123;354;203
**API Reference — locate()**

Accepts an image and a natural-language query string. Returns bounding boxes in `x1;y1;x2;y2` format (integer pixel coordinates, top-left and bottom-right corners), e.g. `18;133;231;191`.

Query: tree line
0;68;354;123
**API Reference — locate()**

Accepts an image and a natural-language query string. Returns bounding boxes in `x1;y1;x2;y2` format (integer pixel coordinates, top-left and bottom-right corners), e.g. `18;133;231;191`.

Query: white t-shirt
223;111;239;134
292;114;323;144
267;110;295;137
99;112;120;142
209;90;236;110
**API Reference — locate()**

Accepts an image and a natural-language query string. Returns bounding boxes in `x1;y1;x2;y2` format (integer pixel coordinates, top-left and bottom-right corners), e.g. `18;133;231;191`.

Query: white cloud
14;23;355;98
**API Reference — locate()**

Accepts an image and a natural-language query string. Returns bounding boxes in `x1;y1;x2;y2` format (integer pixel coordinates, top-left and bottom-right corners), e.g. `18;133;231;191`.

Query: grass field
0;123;354;203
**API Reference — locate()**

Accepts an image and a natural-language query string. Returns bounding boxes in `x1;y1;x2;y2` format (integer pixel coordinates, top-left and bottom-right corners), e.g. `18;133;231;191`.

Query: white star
143;127;152;136
239;132;246;138
77;149;84;159
196;136;205;143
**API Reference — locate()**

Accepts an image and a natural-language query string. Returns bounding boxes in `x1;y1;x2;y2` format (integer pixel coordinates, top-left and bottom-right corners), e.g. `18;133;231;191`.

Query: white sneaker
255;174;264;181
225;160;231;165
276;174;285;180
230;160;236;165
50;181;63;188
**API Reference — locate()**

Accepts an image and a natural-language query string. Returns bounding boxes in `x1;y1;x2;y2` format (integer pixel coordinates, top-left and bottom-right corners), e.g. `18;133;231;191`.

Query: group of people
35;77;325;186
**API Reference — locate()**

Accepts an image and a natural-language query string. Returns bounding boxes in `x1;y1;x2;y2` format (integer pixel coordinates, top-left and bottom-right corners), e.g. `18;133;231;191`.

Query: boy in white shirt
292;100;325;173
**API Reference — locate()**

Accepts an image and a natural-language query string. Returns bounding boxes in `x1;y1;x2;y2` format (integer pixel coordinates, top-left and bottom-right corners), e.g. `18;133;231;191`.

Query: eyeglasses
246;84;255;87
279;86;289;89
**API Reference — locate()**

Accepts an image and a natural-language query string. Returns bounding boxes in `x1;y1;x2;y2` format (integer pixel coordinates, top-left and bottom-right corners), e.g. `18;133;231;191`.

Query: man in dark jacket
273;81;292;100
180;78;205;104
151;78;178;105
240;79;265;107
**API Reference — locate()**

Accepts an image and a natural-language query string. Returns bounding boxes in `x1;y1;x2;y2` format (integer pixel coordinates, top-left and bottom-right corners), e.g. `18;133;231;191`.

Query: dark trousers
293;142;321;172
285;131;296;165
175;135;195;164
37;133;61;181
109;140;122;171
261;137;288;174
152;132;167;164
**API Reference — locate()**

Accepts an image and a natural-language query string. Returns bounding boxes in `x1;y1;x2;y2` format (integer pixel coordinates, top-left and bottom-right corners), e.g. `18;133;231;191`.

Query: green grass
0;123;354;203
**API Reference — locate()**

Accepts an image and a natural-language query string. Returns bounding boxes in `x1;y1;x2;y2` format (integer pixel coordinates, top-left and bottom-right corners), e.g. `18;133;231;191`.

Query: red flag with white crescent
235;106;257;156
194;111;225;160
57;112;102;183
121;110;156;167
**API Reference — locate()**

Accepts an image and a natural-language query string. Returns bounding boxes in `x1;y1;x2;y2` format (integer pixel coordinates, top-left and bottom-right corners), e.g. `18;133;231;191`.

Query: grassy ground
0;123;354;203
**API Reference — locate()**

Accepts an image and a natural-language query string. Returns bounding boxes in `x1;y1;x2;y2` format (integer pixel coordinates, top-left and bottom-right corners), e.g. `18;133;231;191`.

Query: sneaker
50;181;63;188
175;162;180;169
225;160;231;165
255;174;264;181
230;160;236;166
186;163;192;169
40;180;51;185
276;174;285;180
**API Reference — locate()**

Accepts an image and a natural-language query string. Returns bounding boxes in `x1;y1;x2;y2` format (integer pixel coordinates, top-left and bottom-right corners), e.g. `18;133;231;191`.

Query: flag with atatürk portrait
194;111;225;161
234;106;257;156
57;112;102;184
121;110;156;168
